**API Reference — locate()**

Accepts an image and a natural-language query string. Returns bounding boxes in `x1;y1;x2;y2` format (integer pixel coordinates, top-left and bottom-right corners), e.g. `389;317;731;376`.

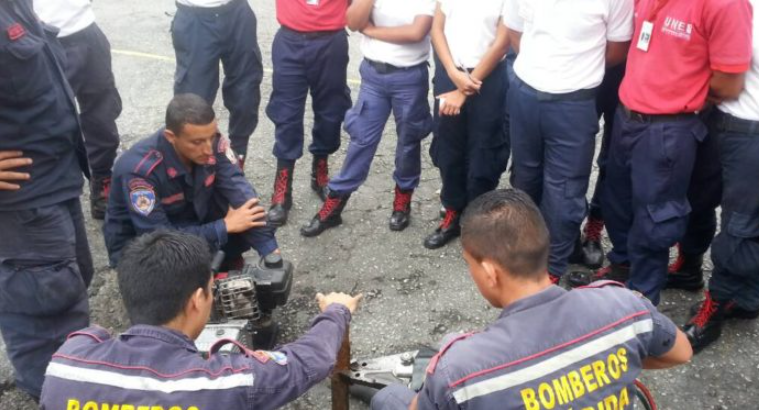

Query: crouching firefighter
103;94;280;268
40;231;363;410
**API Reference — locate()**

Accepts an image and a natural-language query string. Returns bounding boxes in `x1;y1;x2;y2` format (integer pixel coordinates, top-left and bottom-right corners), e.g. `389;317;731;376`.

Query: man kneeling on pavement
103;94;279;269
371;189;692;410
40;230;363;409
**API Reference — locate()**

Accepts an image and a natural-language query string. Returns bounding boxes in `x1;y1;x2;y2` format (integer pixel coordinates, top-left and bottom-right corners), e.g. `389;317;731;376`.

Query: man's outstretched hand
316;292;363;314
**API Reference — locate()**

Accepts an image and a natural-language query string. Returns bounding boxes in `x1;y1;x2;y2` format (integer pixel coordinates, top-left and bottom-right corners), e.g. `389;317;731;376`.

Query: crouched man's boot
666;245;705;291
268;161;294;227
301;191;351;237
311;155;330;201
389;186;413;232
683;291;729;353
90;175;111;220
423;208;461;249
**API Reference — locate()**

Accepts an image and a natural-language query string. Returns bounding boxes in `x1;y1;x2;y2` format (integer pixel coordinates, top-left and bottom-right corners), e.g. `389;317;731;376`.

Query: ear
187;287;206;314
480;259;501;289
164;129;178;144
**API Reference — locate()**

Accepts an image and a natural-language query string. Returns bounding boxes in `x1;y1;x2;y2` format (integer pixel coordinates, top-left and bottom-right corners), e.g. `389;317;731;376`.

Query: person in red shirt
265;0;353;227
594;0;753;306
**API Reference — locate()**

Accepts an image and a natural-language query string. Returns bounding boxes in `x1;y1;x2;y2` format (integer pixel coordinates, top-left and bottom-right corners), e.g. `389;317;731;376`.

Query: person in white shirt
684;0;759;352
34;0;122;220
422;0;510;250
300;0;435;237
504;0;633;283
170;0;263;165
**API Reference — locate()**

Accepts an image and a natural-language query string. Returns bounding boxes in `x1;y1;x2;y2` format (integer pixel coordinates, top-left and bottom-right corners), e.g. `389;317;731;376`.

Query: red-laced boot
389;186;413;231
581;217;605;268
683;291;727;353
423;208;461;249
90;175;111;220
301;191;351;237
666;243;705;291
311;156;330;201
268;162;294;227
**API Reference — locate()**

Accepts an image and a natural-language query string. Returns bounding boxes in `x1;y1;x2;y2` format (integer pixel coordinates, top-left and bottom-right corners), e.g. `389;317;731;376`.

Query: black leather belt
713;109;759;135
175;0;242;14
365;58;424;74
280;25;343;39
517;77;598;102
621;105;697;123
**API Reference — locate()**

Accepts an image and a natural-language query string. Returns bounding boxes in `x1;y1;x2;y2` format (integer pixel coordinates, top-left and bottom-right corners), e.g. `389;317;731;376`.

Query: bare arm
346;0;375;31
642;329;693;369
507;28;521;54
361;15;433;44
708;71;746;104
470;21;510;83
408;394;419;410
605;41;630;67
431;3;481;95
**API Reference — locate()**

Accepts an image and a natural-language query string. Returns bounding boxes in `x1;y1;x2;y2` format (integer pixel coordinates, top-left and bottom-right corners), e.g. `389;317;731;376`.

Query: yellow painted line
112;48;362;85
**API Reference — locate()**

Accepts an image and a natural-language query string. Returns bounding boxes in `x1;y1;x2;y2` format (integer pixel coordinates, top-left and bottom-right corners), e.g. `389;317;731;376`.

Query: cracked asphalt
1;0;758;408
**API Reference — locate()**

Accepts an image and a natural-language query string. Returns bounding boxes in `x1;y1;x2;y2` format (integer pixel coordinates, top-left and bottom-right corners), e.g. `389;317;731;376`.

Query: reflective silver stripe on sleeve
45;362;255;393
452;319;654;404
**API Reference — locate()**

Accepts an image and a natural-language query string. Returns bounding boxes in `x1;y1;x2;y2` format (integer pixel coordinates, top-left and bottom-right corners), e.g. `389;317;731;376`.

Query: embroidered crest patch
255;350;288;366
128;179;156;216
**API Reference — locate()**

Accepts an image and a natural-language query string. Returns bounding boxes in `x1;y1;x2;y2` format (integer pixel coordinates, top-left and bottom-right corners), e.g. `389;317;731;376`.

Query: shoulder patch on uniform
128;178;156;216
427;332;475;375
253;350;288;366
133;149;164;177
217;134;239;165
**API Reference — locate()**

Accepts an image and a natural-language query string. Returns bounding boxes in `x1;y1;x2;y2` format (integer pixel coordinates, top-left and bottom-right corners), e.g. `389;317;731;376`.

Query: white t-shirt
361;0;436;67
720;0;758;122
34;0;96;38
440;0;507;69
505;0;634;93
176;0;235;8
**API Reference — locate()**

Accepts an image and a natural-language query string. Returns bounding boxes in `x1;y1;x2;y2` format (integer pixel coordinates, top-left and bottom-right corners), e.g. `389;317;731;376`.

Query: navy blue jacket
103;130;277;265
40;304;352;410
417;284;678;409
0;0;88;210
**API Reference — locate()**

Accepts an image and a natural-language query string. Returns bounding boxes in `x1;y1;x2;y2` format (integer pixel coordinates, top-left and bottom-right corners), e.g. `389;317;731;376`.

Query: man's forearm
470;23;509;81
363;16;432;44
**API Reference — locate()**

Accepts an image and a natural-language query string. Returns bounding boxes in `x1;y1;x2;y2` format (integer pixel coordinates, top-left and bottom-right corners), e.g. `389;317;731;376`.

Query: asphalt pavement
1;0;757;408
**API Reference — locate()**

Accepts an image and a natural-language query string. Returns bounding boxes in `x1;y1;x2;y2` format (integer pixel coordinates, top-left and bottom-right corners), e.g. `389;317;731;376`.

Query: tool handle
332;327;351;410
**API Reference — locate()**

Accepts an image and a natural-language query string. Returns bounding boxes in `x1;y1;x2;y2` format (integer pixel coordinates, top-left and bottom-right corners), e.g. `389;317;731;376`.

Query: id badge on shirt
306;0;319;5
636;21;654;52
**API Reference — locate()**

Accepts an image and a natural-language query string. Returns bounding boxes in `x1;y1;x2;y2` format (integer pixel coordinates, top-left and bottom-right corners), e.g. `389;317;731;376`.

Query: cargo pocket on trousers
727;212;759;240
645;199;692;249
343;97;366;140
0;260;87;315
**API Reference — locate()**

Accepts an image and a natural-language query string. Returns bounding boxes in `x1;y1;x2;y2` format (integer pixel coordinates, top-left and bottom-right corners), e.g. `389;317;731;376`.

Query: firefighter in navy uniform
103;94;279;267
0;0;92;399
370;190;692;410
41;231;363;410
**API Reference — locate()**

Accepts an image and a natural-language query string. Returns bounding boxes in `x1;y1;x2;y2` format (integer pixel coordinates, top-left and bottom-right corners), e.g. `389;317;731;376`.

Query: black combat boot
666;245;705;291
688;299;759;320
268;161;294;227
311;156;330;201
423;208;461;249
683;291;729;353
389;186;413;231
581;217;605;268
90;175;111;220
301;192;351;237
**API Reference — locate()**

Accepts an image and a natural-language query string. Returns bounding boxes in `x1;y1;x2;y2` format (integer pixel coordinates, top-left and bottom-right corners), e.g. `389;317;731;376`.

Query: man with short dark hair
103;94;278;267
371;189;692;410
40;230;362;409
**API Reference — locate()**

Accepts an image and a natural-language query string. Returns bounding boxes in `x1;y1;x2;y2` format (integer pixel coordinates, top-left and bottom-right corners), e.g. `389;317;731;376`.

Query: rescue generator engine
196;252;294;354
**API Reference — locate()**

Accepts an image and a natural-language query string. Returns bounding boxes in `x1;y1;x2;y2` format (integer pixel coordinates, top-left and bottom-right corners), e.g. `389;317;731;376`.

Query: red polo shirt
276;0;348;32
619;0;753;114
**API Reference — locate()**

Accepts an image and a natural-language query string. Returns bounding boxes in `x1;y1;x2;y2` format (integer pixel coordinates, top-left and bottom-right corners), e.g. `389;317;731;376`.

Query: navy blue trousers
509;77;598;277
431;59;508;211
709;113;759;309
587;64;625;220
329;60;432;194
0;199;91;398
60;23;122;178
267;28;352;162
603;109;705;304
172;0;263;157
